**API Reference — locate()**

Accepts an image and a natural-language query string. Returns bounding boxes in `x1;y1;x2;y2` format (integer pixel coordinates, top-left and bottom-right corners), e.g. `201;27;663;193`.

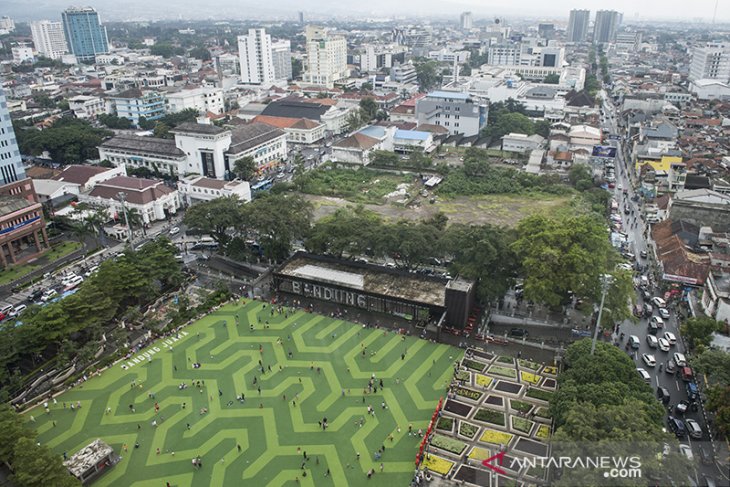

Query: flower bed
476;374;493;388
455;370;471;382
525;388;554;402
459;421;479;439
462;359;485;372
542;366;558;375
510;400;533;414
454;387;482;401
536;424;550;440
511;417;534;434
420;454;454;476
436;416;454;432
480;429;514;445
431;434;467;455
520;371;542;385
474;408;506;426
534;407;552;419
489;365;517;379
496;355;514;364
468;446;491;461
518;359;541;370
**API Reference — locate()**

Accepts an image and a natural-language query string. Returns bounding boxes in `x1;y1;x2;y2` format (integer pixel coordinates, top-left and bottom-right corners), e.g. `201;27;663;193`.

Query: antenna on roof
712;0;719;25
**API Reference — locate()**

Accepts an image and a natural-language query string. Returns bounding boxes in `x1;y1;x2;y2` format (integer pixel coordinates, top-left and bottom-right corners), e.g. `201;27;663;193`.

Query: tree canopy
15;117;112;165
359;98;378;122
233;156;257;181
680;316;723;350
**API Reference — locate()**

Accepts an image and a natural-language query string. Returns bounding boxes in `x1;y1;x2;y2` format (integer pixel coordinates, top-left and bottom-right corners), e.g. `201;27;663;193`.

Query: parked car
643;303;654;317
652;296;667;308
658;338;670;352
9;304;26;318
668;417;687;437
699;445;713;465
640;250;648;259
681;367;694;382
40;289;58;302
510;328;528;338
646;335;658;348
84;265;99;277
28;289;43;302
64;275;83;290
686;381;700;401
685;419;703;439
629;335;641;349
673;352;687;367
648;321;660;335
678;443;693;461
663;331;677;345
169;226;180;236
675;400;690;415
637;368;651;383
665;359;677;374
656;387;671;404
642;353;657;367
0;304;14;316
650;316;665;328
658;308;670;319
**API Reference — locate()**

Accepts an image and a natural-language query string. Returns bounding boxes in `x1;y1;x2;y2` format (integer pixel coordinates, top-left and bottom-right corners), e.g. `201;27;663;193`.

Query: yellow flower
536;424;550;440
520;371;542;384
420;455;454;476
476;374;493;387
468;447;491;461
479;429;513;445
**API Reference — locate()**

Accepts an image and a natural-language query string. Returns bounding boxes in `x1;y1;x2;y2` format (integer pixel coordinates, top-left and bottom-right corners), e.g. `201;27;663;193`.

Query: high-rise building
538;23;555;40
30;20;68;60
689;42;730;82
460;12;473;30
298;11;304;24
61;6;109;62
304;26;348;88
0;16;15;34
271;40;293;81
593;10;621;44
238;29;276;85
566;9;590;43
0;86;26;186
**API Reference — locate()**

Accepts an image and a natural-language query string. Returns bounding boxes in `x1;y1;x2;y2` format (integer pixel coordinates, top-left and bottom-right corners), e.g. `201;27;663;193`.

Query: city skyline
1;0;729;22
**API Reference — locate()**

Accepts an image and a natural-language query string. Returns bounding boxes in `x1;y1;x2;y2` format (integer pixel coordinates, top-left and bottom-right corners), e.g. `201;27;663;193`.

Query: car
686;381;699;401
623;252;636;261
658;338;670;352
637;368;651;383
617;263;632;271
643;303;654;317
702;475;717;487
617;184;623;191
657;386;671;404
681;366;694;382
510;328;528;338
169;227;180;235
64;275;83;290
652;296;667;308
40;289;58;302
629;335;641;349
699;445;713;465
61;273;79;286
665;359;677;374
685;419;703;439
673;352;687;367
642;353;657;367
648;321;660;335
646;335;658;348
675;400;690;415
678;444;693;461
28;289;43;302
663;331;676;345
650;316;665;328
668;416;687;437
0;304;14;316
9;304;27;318
84;265;99;277
640;250;648;259
658;308;670;319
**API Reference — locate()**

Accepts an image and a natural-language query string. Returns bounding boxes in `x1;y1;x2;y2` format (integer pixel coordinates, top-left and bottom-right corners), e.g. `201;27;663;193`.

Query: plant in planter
542;366;558;375
525;388;554;402
420;455;454;476
489;365;517;379
479;429;513;445
474;408;506;426
436;416;454;431
512;416;534;434
536;424;550;440
468;446;491;461
431;434;466;455
510;400;533;414
496;355;514;364
459;421;479;439
455;370;471;382
454;387;482;401
462;359;485;371
534;407;552;419
520;370;542;385
475;374;493;388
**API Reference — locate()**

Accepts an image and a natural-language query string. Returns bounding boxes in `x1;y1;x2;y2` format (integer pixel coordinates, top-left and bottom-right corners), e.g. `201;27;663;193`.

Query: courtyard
30;299;459;486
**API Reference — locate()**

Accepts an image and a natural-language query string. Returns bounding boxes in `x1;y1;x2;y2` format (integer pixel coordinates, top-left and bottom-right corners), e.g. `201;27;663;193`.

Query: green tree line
14;117;112;165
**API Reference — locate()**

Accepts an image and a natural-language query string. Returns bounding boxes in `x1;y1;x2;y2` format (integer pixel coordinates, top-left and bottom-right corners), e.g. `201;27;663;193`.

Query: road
602;94;726;486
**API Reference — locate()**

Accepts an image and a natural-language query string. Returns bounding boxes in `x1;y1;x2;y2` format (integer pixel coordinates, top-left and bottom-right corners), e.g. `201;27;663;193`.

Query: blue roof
358;125;387;139
428;90;469;100
395;129;430;141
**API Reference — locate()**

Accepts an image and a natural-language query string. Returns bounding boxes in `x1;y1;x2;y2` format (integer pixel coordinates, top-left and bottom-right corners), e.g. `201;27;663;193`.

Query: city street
602;96;726;485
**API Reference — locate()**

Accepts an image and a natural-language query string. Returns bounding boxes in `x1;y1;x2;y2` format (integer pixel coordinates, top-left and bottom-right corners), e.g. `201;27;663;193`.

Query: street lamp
117;192;133;244
591;274;613;356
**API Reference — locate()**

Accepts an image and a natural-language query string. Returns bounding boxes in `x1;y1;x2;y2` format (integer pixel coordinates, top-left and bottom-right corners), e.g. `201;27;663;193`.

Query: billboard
592;145;617;158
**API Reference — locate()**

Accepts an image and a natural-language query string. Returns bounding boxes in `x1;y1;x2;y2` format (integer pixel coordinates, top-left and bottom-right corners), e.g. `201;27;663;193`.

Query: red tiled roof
89;177;173;205
52;165;113;186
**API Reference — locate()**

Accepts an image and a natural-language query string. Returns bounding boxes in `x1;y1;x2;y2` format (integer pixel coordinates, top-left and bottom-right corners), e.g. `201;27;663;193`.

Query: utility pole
117;192;133;244
591;274;613;355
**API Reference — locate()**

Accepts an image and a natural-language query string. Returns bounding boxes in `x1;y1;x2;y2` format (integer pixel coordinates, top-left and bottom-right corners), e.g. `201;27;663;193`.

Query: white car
61;273;79;286
663;331;677;345
678;444;693;461
84;265;99;277
652;297;667;308
650;316;665;328
658;308;670;319
40;289;58;302
685;419;703;439
673;352;687;367
169;227;180;236
9;304;26;318
642;353;657;367
658;338;670;352
64;275;83;290
637;368;651;383
646;335;658;348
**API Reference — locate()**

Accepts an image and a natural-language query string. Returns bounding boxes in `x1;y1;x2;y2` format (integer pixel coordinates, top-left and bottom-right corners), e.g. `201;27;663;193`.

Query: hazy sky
3;0;730;22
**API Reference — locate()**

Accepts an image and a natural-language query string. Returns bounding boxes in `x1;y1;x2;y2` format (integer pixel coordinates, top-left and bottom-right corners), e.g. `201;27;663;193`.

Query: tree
98;113;133;130
15;117;111;165
568;164;594;189
233;156;257;181
244;193;312;262
691;349;730;386
512;214;613;308
705;385;730;437
415;60;441;90
359;98;378;122
12;437;80;487
534;119;551;138
370;150;399;168
345;110;363;133
0;405;34;466
305;206;382;259
137;116;156;130
153;122;171;139
183;196;242;248
189;46;211;60
150;43;184;57
543;73;560;84
680;316;723;350
159;108;199;128
483;112;535;140
378;220;441;270
291;58;303;79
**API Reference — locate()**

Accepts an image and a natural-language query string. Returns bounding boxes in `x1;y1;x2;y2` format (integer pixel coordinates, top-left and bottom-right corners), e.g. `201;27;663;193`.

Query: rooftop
63;439;114;478
100;135;186;158
276;253;448;307
171;122;228;136
427;90;469;101
394;129;431;141
0;195;33;217
260;99;330;121
228;123;286;155
53;165;114;186
89;177;174;205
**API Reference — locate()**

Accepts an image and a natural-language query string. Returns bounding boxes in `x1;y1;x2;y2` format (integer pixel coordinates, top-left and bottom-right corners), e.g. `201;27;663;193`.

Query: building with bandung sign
274;252;475;328
0;179;50;268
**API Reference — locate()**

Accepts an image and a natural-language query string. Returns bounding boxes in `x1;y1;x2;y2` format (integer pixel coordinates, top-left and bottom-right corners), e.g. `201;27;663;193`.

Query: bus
251;179;273;195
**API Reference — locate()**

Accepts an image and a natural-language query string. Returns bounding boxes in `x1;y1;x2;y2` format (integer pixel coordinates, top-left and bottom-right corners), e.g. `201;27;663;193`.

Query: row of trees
550;340;690;486
183;193;312;262
345;98;386;132
0;405;79;487
0;239;183;397
481;99;551;141
14;117;112;165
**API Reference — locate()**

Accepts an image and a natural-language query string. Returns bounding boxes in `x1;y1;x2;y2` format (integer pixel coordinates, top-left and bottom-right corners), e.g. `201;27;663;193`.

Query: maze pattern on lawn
31;300;460;487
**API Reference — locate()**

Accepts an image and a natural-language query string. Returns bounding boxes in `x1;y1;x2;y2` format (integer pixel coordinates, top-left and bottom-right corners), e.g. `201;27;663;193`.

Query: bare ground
302;193;574;227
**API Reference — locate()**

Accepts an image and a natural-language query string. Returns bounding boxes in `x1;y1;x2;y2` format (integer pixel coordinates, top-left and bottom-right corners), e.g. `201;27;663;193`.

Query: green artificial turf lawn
30;300;460;486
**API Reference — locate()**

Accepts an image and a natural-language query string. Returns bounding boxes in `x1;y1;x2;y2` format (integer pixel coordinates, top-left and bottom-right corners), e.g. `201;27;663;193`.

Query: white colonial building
68;95;108;119
83;175;180;224
178;175;251;205
165;87;225;115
